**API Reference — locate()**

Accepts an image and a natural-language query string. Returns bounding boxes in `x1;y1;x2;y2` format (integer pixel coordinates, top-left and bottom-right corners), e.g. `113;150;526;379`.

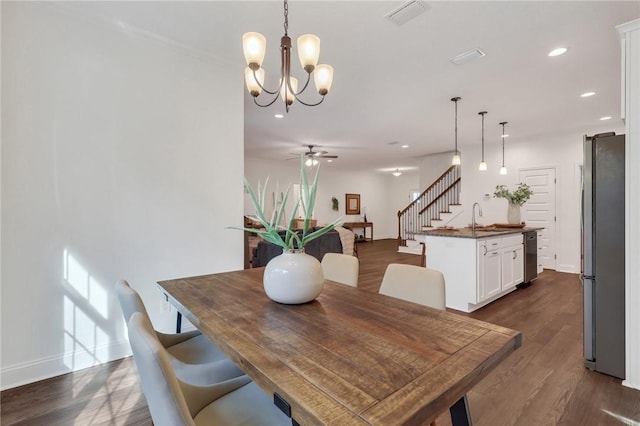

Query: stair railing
397;165;460;245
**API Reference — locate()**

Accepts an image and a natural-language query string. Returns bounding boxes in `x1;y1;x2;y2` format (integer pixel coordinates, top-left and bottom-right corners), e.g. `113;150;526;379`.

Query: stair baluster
397;165;461;247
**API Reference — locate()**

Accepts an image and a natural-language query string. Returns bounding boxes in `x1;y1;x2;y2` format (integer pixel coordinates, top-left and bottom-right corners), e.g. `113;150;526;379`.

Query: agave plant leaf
227;225;289;250
231;154;342;251
273;182;291;230
301;217;342;246
244;177;269;226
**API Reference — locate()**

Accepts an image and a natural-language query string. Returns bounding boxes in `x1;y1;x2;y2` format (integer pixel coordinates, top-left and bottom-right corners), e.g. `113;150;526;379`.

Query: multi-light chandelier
451;97;461;165
242;0;334;113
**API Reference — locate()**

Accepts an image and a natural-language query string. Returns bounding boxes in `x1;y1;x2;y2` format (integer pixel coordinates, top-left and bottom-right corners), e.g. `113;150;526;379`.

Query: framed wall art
345;193;361;215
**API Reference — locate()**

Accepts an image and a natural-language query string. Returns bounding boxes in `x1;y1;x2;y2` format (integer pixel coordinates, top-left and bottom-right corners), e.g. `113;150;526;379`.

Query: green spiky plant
232;157;342;251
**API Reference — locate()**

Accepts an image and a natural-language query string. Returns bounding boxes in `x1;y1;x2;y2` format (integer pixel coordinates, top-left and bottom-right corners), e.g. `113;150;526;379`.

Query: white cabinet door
501;244;524;290
513;245;524;285
501;248;514;290
478;240;502;302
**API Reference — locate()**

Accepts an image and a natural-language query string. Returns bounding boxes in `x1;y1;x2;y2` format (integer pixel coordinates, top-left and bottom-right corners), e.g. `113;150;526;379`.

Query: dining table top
158;267;522;425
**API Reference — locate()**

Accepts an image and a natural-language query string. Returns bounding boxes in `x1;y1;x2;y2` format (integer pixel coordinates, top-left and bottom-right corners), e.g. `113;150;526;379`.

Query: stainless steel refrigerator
582;132;625;379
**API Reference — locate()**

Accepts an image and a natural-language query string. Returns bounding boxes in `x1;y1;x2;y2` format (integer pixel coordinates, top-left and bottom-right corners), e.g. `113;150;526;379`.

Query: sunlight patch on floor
602;409;640;425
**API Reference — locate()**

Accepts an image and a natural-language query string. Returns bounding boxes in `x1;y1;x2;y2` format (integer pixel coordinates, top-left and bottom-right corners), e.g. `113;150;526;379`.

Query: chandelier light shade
499;121;508;175
451;97;461;165
244;67;264;96
478;111;488;171
392;169;402;177
242;0;334;113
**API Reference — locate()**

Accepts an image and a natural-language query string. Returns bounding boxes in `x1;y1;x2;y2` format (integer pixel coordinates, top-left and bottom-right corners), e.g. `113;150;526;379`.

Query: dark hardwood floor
2;239;639;425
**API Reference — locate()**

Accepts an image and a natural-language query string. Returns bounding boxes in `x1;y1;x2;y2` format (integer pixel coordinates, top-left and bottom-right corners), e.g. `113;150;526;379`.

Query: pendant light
451;97;461;165
499;121;508;175
478;111;487;171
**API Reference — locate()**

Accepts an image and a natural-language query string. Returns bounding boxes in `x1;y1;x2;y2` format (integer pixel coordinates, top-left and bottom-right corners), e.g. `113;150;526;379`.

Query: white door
519;168;557;270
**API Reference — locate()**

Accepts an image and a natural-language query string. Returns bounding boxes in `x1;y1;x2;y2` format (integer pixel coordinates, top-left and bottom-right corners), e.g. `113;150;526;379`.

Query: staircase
397;165;462;254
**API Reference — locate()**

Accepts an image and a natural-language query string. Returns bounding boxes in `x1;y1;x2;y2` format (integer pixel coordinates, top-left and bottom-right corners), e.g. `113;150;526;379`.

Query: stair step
398;245;424;255
405;239;422;247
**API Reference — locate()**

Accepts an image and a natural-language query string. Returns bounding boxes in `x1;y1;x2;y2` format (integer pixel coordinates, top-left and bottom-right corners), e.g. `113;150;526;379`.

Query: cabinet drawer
500;234;523;247
479;234;523;250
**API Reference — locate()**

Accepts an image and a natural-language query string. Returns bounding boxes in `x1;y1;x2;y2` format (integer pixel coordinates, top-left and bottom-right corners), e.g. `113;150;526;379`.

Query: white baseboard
1;339;132;391
556;264;580;274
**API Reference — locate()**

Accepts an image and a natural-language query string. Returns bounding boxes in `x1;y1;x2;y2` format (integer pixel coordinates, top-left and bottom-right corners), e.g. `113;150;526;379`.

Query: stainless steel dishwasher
519;231;538;287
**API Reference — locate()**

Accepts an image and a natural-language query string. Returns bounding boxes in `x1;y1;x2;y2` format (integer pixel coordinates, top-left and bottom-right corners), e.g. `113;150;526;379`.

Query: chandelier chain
283;0;289;36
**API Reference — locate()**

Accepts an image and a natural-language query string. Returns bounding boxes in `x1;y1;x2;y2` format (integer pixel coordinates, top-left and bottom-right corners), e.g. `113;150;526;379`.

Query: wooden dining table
158;268;521;426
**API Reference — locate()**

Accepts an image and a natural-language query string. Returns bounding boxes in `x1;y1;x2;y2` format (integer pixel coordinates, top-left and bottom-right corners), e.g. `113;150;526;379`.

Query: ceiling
60;1;639;173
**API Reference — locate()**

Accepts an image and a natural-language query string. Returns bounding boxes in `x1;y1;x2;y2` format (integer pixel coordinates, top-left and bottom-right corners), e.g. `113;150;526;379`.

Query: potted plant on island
493;183;533;224
232;157;342;304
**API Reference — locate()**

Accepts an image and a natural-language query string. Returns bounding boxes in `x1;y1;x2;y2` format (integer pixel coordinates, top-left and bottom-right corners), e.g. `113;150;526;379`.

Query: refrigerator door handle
583;276;595;362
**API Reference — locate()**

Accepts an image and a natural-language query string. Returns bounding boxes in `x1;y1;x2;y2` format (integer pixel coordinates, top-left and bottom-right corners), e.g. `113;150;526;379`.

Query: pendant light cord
451;97;461;155
500;122;507;166
454;100;458;154
479;111;487;161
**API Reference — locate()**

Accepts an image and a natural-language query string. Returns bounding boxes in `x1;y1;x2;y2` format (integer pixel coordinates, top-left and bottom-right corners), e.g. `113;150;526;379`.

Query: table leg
449;394;472;426
176;312;182;333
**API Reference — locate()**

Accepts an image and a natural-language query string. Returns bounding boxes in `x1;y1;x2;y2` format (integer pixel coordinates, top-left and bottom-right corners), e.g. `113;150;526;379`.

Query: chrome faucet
472;202;483;231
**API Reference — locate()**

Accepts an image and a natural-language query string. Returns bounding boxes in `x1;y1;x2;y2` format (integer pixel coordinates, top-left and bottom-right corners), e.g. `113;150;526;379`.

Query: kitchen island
416;226;543;313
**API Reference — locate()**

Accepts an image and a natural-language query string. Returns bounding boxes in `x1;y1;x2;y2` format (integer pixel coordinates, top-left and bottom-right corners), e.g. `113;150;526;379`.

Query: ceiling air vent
385;0;429;26
451;48;486;65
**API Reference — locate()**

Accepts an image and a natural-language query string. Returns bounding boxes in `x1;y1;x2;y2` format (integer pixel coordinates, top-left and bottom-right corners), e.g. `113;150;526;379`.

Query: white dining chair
127;312;290;426
321;252;360;287
379;264;446;311
116;279;243;385
379;263;445;426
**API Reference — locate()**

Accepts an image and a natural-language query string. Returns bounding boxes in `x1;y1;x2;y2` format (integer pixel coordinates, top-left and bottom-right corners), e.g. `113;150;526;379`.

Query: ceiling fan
293;145;338;165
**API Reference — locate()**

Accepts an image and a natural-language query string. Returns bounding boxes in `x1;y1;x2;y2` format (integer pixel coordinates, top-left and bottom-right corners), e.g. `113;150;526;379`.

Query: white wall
1;3;244;389
419;151;453;190
244;157;415;240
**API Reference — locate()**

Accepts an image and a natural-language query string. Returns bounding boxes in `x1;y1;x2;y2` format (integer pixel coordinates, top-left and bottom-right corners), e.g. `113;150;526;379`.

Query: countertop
418;226;544;239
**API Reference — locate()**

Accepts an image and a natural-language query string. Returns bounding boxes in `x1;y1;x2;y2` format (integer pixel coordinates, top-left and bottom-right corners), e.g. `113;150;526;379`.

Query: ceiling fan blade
318;155;338;159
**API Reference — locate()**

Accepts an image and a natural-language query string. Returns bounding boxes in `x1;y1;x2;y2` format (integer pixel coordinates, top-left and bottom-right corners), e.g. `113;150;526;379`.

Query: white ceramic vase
263;249;324;304
507;203;521;224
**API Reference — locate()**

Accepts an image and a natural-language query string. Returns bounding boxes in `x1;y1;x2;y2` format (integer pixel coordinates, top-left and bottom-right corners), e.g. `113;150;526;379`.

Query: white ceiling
60;1;639;173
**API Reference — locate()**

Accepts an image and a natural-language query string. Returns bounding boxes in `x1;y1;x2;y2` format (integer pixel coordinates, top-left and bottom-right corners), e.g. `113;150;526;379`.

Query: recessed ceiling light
327;159;333;162
503;134;510;138
274;114;284;118
548;47;567;57
401;145;409;148
600;116;612;121
581;92;596;98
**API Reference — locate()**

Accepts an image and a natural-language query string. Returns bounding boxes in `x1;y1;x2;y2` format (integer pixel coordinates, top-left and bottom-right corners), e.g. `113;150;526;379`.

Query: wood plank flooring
2;239;639;425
